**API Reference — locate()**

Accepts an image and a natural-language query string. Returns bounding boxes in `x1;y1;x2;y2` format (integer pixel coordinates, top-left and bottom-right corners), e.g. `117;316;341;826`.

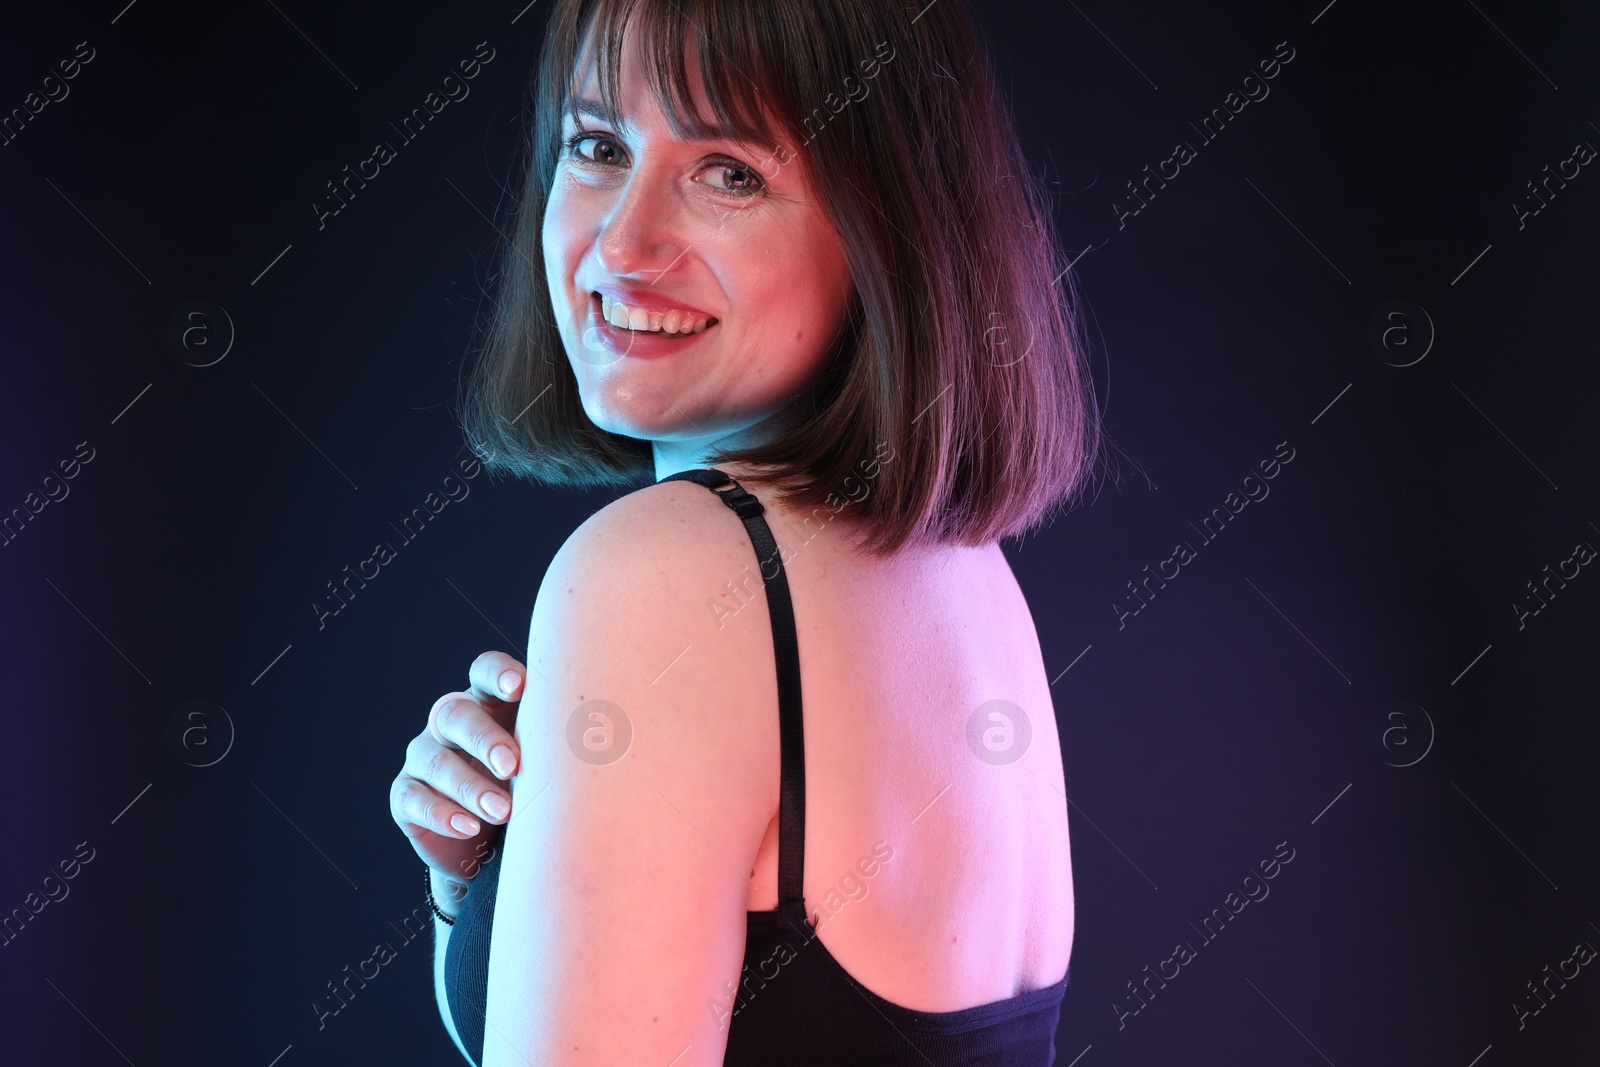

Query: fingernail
450;812;480;836
481;792;510;820
488;744;516;778
499;670;519;696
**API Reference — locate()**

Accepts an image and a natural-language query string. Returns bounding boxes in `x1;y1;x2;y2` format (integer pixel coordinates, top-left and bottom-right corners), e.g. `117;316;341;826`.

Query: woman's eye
701;160;764;197
565;133;622;166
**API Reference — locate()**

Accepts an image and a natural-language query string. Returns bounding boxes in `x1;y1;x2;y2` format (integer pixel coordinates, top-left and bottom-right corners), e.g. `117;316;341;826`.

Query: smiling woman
457;0;1097;548
401;0;1103;1064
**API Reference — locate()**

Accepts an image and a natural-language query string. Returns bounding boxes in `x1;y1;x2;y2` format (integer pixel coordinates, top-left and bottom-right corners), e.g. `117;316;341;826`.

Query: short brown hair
458;0;1102;557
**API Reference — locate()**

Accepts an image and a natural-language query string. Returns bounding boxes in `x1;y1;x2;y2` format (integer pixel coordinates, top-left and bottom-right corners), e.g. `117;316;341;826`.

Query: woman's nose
595;166;687;281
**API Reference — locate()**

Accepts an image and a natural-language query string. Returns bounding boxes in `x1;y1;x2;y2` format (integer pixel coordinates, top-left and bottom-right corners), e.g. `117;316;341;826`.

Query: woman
388;0;1100;1063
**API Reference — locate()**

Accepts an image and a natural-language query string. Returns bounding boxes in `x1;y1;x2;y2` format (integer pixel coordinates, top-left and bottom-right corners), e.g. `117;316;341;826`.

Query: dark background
2;1;1596;1064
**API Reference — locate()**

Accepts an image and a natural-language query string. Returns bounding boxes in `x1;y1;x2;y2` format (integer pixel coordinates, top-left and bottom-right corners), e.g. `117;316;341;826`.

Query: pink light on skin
541;11;856;482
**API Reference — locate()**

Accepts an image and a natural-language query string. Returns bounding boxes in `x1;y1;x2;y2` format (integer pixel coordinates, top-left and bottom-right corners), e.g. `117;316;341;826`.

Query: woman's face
542;23;854;479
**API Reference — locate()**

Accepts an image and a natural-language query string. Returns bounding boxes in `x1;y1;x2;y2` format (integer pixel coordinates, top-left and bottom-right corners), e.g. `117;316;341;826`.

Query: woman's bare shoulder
527;479;785;815
554;477;760;570
537;477;791;663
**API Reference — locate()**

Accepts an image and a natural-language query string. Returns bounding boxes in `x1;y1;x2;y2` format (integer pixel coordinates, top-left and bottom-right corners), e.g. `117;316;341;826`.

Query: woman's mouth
586;293;719;359
595;293;717;335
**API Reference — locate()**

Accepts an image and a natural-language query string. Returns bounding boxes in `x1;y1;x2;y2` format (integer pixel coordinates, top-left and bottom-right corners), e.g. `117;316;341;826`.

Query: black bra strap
656;468;807;905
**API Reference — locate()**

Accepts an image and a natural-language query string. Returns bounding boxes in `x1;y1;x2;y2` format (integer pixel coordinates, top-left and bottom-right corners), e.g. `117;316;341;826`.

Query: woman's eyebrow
570;95;750;144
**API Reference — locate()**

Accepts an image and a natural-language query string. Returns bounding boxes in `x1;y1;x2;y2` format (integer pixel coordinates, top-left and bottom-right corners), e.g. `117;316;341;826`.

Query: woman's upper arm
480;487;778;1067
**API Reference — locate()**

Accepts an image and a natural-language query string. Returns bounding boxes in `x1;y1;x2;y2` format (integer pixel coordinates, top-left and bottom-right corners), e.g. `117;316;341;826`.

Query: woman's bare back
696;474;1075;1014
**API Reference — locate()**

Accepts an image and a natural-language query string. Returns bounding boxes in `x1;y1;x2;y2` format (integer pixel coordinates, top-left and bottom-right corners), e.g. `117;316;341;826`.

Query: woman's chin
582;405;689;442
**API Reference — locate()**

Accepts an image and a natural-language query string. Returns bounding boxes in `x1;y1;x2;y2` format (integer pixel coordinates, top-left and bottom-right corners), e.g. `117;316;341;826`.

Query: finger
404;732;512;823
429;692;519;782
405;731;513;824
469;650;526;704
390;774;483;839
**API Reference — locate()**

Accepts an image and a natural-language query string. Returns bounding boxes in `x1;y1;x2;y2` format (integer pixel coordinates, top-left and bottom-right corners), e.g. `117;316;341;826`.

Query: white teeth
600;295;711;334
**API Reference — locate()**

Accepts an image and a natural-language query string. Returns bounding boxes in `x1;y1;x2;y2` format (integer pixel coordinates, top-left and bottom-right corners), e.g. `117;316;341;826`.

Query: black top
443;468;1069;1065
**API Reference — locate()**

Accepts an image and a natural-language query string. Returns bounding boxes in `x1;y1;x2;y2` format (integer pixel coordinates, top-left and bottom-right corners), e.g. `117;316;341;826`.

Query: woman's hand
392;651;526;892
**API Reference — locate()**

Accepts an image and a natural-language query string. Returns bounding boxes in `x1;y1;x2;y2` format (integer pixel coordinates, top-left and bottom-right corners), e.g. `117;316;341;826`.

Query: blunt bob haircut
460;0;1102;557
